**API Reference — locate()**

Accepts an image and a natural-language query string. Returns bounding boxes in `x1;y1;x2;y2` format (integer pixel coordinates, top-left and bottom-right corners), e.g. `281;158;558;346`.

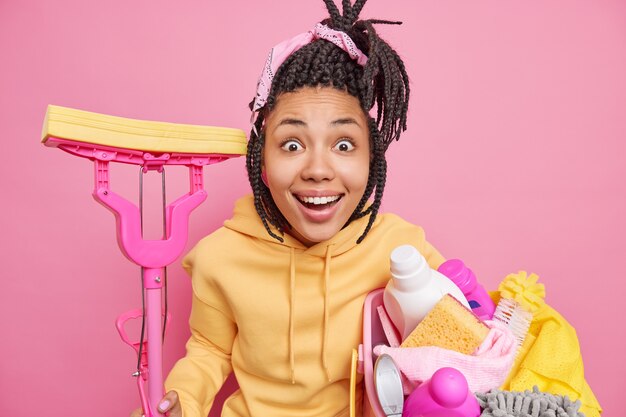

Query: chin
297;226;340;246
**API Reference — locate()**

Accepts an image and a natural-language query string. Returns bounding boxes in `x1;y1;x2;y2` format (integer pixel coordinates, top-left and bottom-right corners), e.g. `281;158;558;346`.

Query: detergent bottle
438;259;496;320
383;245;470;341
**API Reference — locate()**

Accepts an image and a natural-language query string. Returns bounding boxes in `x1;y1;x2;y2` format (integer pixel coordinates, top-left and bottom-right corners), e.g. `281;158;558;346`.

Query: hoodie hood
224;194;377;257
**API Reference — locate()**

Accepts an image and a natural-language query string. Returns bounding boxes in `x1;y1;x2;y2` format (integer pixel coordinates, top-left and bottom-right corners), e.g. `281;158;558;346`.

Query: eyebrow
274;117;362;132
331;117;361;127
275;118;306;129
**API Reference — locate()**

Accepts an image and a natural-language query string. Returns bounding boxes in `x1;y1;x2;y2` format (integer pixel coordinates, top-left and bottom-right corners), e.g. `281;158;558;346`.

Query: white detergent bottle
383;245;471;341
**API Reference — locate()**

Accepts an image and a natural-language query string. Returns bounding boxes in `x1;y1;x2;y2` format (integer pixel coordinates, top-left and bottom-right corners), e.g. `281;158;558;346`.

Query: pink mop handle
144;268;165;417
116;284;170;417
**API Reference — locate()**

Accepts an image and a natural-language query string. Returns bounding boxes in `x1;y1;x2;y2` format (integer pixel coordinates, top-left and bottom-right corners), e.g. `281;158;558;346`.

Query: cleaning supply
437;259;495;320
362;275;603;417
384;245;470;341
400;294;490;354
374;319;517;394
373;354;404;417
492;271;544;350
493;282;603;417
42;104;247;417
402;367;480;417
476;386;585;417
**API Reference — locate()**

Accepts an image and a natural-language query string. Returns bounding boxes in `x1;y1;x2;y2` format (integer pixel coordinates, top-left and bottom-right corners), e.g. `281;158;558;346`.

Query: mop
42;104;247;417
476;386;585;417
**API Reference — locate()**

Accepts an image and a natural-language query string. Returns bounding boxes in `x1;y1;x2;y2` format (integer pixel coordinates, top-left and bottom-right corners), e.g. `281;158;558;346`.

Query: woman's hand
129;391;181;417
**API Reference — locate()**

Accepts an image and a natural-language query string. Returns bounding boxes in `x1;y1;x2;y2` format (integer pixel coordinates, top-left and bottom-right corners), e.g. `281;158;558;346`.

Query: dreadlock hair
247;0;410;244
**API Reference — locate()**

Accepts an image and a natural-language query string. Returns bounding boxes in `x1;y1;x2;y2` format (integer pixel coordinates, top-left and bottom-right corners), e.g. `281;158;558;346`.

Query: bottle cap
390;245;425;278
429;367;468;407
438;259;476;291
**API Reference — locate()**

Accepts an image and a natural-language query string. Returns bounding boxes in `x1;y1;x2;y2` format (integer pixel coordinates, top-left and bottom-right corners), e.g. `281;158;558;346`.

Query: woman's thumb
157;390;179;413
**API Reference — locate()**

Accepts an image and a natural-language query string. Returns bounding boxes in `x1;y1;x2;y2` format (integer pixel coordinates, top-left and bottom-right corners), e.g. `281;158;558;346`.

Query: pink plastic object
45;136;240;417
116;309;172;416
402;367;480;417
438;259;496;320
360;288;391;416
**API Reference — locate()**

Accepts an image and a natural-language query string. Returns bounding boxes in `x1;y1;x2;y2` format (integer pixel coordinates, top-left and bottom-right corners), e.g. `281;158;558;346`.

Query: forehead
266;86;366;124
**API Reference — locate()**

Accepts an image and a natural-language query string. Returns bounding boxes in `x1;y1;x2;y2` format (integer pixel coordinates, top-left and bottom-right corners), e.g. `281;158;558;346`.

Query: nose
301;149;335;182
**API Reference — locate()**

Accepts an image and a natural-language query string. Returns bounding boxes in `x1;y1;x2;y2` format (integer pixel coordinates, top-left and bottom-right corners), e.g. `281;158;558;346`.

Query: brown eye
281;140;303;152
335;139;354;152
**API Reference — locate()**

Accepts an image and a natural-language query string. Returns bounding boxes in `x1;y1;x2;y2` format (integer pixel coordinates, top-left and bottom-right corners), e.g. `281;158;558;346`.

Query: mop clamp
116;308;172;376
116;309;155;376
49;138;233;170
142;153;170;172
42;104;247;417
46;136;218;267
92;176;207;268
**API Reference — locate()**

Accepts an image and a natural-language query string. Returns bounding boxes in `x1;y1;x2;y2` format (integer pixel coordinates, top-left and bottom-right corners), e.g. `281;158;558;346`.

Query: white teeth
300;195;340;205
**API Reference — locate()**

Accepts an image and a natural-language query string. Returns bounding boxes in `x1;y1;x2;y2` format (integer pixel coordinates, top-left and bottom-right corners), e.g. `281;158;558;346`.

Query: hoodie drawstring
322;244;333;382
288;244;333;384
289;247;296;384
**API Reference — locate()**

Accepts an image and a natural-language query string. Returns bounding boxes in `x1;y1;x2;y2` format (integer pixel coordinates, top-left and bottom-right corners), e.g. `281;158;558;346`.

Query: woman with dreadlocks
134;1;445;416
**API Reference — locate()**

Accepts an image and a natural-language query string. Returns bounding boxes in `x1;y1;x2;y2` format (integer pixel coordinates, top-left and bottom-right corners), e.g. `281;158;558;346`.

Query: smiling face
263;86;371;247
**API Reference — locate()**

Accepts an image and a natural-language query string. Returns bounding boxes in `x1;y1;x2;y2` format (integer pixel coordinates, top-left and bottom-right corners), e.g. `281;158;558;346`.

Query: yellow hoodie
165;195;445;417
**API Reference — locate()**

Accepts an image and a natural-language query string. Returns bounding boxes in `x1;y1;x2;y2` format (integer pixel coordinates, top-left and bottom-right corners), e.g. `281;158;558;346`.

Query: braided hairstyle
247;0;410;244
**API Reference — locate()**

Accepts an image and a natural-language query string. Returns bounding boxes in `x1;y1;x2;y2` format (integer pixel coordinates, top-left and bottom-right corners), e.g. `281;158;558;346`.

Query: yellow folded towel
492;290;602;417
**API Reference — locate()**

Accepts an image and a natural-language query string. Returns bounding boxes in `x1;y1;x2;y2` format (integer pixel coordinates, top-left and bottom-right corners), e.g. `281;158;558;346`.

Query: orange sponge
400;294;489;354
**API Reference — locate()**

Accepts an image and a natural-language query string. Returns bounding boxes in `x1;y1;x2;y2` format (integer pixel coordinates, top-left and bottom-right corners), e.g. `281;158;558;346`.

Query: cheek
263;151;283;188
264;163;298;204
342;157;370;191
265;174;286;197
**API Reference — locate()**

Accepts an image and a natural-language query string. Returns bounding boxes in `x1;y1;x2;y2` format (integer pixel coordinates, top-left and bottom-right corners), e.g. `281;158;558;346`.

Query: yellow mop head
42;105;247;155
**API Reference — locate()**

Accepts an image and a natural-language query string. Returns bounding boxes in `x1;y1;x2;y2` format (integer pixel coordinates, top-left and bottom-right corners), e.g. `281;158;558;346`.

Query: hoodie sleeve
421;234;446;270
382;214;446;269
164;240;237;417
412;224;446;270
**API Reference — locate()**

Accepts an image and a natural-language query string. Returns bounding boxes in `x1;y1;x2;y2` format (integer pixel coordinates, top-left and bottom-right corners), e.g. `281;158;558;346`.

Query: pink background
1;1;624;416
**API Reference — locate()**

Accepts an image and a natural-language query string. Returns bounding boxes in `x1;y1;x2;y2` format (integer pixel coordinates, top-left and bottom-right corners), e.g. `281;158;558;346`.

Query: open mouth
295;194;343;210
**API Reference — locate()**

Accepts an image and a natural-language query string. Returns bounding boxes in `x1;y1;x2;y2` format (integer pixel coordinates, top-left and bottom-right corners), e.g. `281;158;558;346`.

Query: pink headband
251;22;369;115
